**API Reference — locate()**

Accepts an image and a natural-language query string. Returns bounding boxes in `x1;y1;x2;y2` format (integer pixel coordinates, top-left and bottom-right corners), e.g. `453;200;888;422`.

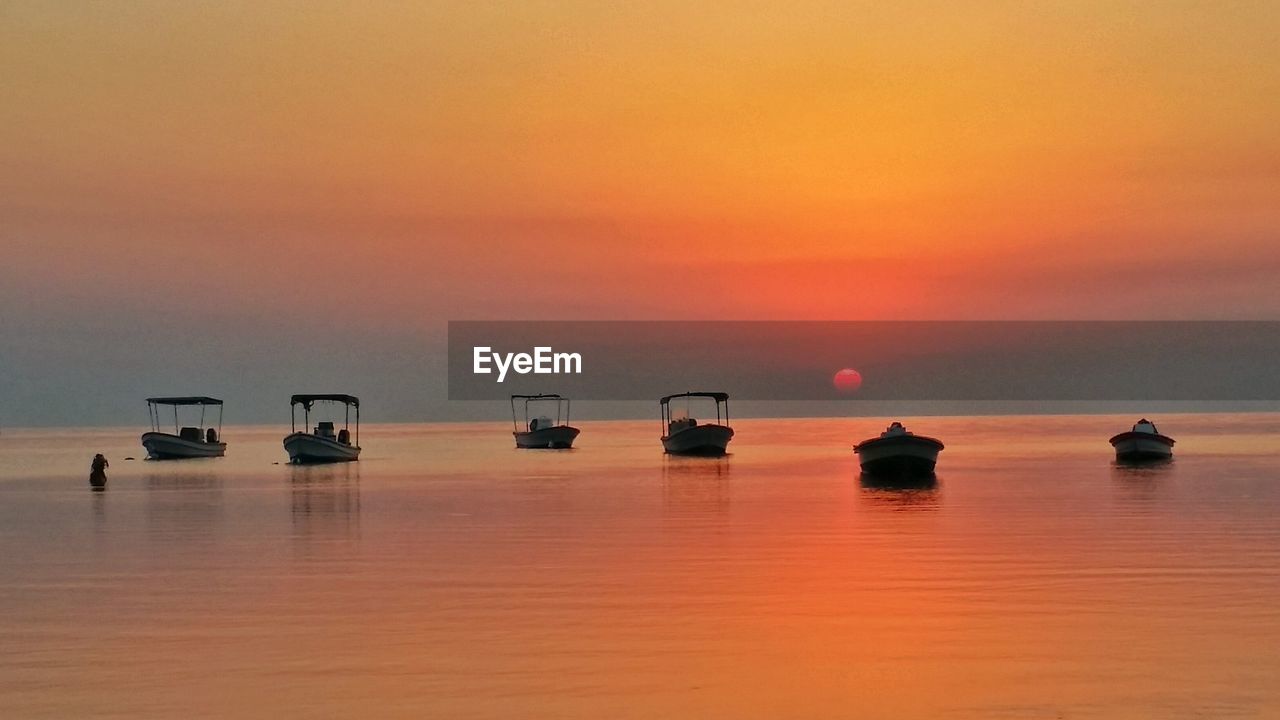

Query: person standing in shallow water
89;454;108;489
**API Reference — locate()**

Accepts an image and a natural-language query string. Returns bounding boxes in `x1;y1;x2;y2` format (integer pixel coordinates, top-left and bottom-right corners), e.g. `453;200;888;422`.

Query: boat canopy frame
290;394;360;445
511;394;571;432
659;392;730;430
147;396;224;435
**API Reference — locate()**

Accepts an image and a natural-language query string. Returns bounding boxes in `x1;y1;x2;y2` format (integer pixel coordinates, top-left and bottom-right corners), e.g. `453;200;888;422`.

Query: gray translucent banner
448;321;1280;401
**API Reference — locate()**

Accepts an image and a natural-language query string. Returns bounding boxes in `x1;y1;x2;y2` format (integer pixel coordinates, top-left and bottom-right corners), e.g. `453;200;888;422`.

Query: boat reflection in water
1110;456;1173;506
144;471;224;543
290;462;361;542
662;455;731;517
858;471;940;511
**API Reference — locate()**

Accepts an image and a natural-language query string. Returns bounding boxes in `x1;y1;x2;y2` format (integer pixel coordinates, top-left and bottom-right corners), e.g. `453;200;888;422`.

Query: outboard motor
206;428;219;443
337;428;350;445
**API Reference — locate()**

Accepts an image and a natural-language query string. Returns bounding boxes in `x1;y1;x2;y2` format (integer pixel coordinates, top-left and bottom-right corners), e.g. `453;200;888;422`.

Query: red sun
833;368;863;393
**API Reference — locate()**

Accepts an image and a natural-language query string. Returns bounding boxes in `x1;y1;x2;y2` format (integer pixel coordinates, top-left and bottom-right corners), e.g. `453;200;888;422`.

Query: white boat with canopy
283;394;361;464
141;396;227;459
660;392;734;456
511;394;580;449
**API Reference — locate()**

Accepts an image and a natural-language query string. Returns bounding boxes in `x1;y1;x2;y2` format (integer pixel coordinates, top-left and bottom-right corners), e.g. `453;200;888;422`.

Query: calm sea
2;415;1279;719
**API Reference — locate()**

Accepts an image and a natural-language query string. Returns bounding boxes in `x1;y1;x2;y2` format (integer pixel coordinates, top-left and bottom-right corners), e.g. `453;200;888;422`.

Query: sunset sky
2;1;1278;424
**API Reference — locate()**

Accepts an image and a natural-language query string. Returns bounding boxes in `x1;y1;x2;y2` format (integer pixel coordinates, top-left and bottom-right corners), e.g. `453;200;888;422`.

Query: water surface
2;415;1279;718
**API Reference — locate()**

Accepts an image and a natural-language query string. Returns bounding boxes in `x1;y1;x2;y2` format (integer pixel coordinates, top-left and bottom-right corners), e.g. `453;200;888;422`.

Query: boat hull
662;424;734;456
855;435;944;476
284;432;360;464
141;431;226;459
1109;432;1174;462
514;425;580;449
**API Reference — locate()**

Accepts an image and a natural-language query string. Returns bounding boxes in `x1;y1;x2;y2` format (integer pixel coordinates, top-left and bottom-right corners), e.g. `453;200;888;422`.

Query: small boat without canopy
1109;418;1174;462
854;421;944;477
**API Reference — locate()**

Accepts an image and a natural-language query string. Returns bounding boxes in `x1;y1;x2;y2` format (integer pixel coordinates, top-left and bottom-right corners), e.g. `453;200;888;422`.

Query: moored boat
141;396;227;459
1109;418;1174;462
854;422;944;476
660;392;734;456
284;394;361;464
512;394;580;449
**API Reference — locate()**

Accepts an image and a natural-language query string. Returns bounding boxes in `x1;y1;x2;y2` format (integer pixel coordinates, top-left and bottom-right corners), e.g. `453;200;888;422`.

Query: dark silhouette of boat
1109;418;1175;462
854;422;944;476
660;392;734;456
284;394;361;463
511;394;580;449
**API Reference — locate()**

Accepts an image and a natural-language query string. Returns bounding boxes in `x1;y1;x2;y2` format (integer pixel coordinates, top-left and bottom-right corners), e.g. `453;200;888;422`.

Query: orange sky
5;1;1279;320
1;1;1278;422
